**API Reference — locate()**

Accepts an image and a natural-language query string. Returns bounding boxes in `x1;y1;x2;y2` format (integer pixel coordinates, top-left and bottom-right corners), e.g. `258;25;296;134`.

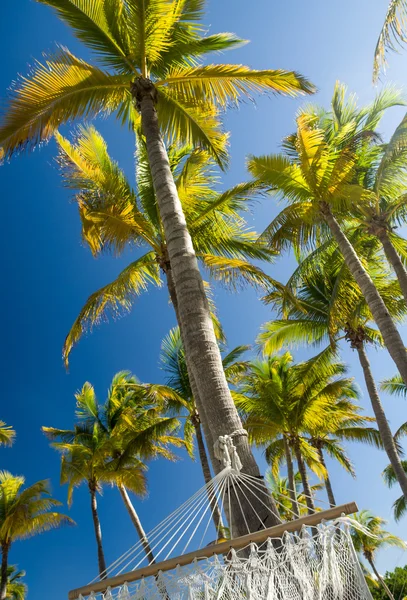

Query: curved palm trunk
293;442;315;514
134;78;280;536
0;543;9;600
356;344;407;499
321;204;407;385
367;557;394;600
377;228;407;305
89;484;107;580
284;437;299;518
317;447;336;507
118;485;155;563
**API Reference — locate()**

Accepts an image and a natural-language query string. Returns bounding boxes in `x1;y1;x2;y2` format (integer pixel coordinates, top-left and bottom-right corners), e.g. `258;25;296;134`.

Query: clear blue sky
1;1;407;597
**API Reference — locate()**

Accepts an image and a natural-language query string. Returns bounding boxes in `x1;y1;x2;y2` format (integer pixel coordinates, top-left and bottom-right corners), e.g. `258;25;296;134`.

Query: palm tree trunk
133;78;280;536
317;447;336;507
284;437;299;518
356;343;407;499
321;203;407;385
118;484;155;563
0;543;9;600
194;421;225;534
89;484;107;580
165;269;216;469
293;441;315;514
368;557;395;600
377;228;407;305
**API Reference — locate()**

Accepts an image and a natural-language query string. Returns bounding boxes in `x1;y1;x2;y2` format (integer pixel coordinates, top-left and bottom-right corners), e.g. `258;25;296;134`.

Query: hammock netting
71;435;373;600
83;522;371;600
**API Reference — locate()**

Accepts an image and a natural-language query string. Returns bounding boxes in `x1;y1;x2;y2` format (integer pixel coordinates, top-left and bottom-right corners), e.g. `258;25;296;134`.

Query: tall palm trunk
367;556;395;600
118;485;155;563
89;483;107;580
321;203;407;385
316;446;336;507
377;228;407;305
293;441;315;514
356;343;407;499
0;543;9;600
284;437;299;518
133;78;280;536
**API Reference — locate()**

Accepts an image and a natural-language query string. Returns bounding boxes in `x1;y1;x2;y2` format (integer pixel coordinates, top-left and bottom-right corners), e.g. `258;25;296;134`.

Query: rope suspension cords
69;434;370;600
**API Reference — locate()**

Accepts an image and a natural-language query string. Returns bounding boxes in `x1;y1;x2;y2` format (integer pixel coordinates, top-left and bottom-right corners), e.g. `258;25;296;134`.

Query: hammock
69;435;373;600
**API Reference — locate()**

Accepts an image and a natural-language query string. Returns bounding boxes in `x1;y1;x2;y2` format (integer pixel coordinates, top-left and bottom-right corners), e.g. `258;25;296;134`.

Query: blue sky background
1;0;407;597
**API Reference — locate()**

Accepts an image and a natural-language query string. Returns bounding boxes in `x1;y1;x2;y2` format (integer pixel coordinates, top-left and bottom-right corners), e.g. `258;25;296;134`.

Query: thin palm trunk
0;543;9;600
356;344;407;499
133;78;280;536
377;228;407;305
284;437;299;518
194;421;225;534
317;446;336;507
293;442;315;514
321;203;407;385
89;484;107;580
367;557;395;600
118;485;155;563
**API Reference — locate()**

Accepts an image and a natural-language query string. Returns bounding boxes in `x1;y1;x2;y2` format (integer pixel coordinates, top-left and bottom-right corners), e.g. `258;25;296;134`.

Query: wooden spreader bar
68;501;358;599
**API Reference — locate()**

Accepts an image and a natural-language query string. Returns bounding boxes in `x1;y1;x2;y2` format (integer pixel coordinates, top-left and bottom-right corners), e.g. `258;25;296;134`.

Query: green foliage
0;472;73;546
5;566;27;600
370;564;407;600
0;0;314;163
351;510;406;563
57;126;273;365
42;372;185;504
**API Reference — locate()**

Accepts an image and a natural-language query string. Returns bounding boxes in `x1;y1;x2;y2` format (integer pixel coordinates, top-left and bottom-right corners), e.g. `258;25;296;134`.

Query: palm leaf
374;0;407;82
0;48;131;160
63;252;161;366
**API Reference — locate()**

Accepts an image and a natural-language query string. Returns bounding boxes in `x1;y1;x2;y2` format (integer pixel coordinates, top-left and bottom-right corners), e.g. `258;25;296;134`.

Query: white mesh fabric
83;522;373;600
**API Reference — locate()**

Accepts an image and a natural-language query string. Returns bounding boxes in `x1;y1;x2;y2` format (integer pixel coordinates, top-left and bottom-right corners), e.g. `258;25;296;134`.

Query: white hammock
69;436;373;600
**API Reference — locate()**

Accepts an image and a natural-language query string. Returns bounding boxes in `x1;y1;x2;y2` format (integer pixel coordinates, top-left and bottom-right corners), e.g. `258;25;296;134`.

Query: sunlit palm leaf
63;252;161;366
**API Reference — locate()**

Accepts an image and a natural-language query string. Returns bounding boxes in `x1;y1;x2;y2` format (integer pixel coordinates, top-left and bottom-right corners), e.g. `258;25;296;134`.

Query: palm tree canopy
374;0;407;82
235;349;362;479
43;373;186;505
57;125;277;364
0;424;16;448
247;83;406;254
0;472;73;546
5;566;27;600
0;0;315;165
258;237;405;355
382;460;407;521
351;510;406;562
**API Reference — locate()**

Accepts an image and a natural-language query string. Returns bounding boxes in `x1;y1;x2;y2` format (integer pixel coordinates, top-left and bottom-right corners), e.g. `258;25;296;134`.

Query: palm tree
56;127;272;367
0;472;73;600
0;424;15;448
5;567;26;600
351;510;406;600
374;0;407;82
55;124;284;532
259;242;407;502
382;461;407;522
265;470;323;521
247;84;407;388
0;0;314;535
43;375;184;574
76;371;185;562
236;350;360;515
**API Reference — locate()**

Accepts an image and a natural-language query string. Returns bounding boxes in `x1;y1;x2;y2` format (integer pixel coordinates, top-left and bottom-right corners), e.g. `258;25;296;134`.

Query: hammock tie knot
213;433;244;471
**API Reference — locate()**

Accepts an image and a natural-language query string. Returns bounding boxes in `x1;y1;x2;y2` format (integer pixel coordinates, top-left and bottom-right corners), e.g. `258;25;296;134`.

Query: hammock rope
69;434;372;600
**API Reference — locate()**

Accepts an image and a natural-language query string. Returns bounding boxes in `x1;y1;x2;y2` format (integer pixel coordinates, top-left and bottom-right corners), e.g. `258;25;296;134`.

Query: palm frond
0;48;131;160
374;0;407;82
63;252;161;366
